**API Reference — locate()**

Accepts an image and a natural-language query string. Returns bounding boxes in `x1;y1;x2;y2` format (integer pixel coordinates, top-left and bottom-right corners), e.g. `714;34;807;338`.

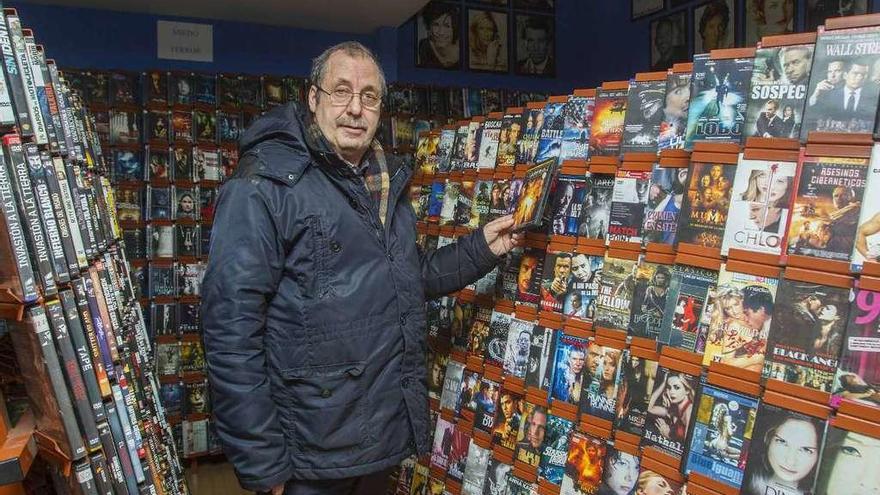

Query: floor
185;460;252;495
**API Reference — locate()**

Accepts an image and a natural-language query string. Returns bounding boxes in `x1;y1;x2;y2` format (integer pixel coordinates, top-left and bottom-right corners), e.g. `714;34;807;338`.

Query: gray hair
310;41;387;98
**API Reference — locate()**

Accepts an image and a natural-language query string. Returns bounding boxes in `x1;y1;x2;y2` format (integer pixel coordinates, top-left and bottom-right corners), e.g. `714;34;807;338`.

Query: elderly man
203;42;522;495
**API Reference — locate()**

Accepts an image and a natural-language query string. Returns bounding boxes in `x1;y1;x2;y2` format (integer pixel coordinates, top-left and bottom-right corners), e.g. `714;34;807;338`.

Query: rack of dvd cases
0;6;190;495
392;13;880;495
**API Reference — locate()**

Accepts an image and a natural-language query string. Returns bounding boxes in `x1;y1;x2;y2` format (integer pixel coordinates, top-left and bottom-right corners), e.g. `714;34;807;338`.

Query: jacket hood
238;102;317;156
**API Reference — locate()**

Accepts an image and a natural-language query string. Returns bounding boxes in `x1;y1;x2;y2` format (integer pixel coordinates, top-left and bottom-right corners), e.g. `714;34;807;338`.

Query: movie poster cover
744;45;814;139
452;299;476;353
538;414;575;485
786;156;868;261
455;179;477;226
621;79;667;154
607;170;652;244
615;351;660;436
437;128;457;173
428;350;449;401
474;377;501;433
643;165;689;246
482;458;512;495
440;360;466;411
832;283;880;408
589;87;629;157
488;178;511;222
548;174;588;237
463;121;484;170
478;117;503;170
515;246;546;308
636;468;684;495
701;265;780;372
593;254;640;332
764;280;851;393
517;107;545;165
851;145;880;271
721;157;798;257
512;159;558;231
440;180;460;226
459;370;482;415
559;432;607;495
429;477;445;495
801;26;880;140
579;173;616;241
550;333;590;406
643;366;700;458
500;247;525;302
411;462;430;495
462;443;491;495
515;402;548;468
684;54;754;148
814;425;880;495
468;306;494;358
740;402;827;495
540;250;574;313
492;389;524;451
677;163;736;249
525;326;557;392
560;95;595;161
581;344;624;421
470;179;494;229
685;383;758;490
564;252;603;321
430;416;456;471
486;310;513;368
628;261;672;340
506;474;538;495
449;124;470;171
534;102;566;165
504;318;535;379
658;72;693;151
659;264;718;352
497;113;523;168
447;425;472;482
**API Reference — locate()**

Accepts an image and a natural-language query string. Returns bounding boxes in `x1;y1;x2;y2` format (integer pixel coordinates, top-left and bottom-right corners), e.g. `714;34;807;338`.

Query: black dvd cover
512;158;558;231
621;78;666;154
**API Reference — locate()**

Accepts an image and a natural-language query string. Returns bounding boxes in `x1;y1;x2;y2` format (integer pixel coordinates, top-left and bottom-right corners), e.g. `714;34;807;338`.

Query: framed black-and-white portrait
633;0;665;20
806;0;867;32
745;0;795;46
694;0;737;54
468;9;509;72
650;11;689;71
416;2;462;69
514;14;555;76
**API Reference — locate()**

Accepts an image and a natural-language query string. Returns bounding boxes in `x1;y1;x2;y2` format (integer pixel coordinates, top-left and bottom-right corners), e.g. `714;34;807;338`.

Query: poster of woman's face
806;0;867;32
515;14;555;76
468;9;509;72
650;12;689;72
745;0;795;46
815;427;880;494
416;2;462;69
694;0;736;54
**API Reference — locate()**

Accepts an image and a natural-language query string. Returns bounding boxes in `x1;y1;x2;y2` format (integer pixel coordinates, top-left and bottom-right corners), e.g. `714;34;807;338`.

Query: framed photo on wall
514;14;555;76
806;0;868;32
475;0;509;5
694;0;737;54
468;9;509;72
513;0;554;13
415;2;462;69
633;0;665;20
745;0;795;46
650;11;689;71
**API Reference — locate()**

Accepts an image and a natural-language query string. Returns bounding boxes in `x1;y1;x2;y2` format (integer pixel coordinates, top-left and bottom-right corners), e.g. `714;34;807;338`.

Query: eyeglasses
314;85;382;110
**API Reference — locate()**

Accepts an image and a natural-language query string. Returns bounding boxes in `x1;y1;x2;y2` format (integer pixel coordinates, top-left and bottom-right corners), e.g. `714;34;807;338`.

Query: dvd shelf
391;13;880;495
0;6;188;495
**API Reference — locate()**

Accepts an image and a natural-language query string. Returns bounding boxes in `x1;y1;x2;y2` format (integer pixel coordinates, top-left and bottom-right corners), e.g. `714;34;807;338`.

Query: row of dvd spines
116;185;217;223
94;108;249;147
108;144;239;184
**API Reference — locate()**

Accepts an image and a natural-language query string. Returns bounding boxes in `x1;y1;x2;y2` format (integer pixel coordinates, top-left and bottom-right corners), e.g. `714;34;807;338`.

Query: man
651;16;688;72
822;59;876;125
742;285;774;334
203;42;522;495
754;100;782;138
517;17;555;75
698;1;730;51
780;45;812;86
541;253;572;309
808;59;845;107
552;347;585;403
515;406;548;466
826;185;861;254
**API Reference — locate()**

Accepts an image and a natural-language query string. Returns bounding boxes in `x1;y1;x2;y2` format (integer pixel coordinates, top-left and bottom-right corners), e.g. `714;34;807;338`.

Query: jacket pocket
282;361;367;452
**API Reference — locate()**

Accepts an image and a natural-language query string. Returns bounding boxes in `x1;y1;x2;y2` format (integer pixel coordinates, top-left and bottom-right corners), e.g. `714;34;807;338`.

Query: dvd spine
111;381;146;483
64;159;97;258
59;289;107;417
88;453;114;495
0;39;14;126
24;143;68;282
88;267;120;356
103;404;141;495
118;364;145;451
74;277;115;381
41;151;77;273
34;46;63;154
0;9;30;134
45;61;75;155
0;140;36;301
95;421;127;494
73;460;100;495
52;156;87;268
22;31;56;149
4;12;45;143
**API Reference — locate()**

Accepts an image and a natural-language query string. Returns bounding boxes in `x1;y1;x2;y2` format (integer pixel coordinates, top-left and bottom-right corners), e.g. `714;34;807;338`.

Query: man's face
571;255;592;281
655;22;674;55
569;350;585;374
701;14;726;50
554;256;571;280
527;410;547;448
518;256;537;292
782;49;810;83
524;27;549;64
308;51;382;163
764;101;778;117
517;331;530;352
827;61;845;84
744;306;770;330
587;345;602;375
832;187;852;209
845;63;869;90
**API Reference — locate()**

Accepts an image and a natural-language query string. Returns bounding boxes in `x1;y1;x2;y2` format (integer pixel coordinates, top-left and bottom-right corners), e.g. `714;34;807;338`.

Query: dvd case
540;249;574;314
745;44;814;139
492;389;524;451
685;54;754;148
512;158;558;231
496;112;522;168
677;162;736;249
643;365;699;458
579;173;615;240
538;413;575;484
607;169;652;245
524;325;557;392
560;94;594;161
564;251;602;321
851;144;880;271
621;78;666;154
462;442;491;495
832;282;880;407
658;264;718;352
514;402;548;467
658;72;692;151
549;332;590;406
534;101;565;165
615;350;660;437
593;252;640;333
517;106;543;165
581;343;624;421
548;172;588;237
559;431;607;495
813;425;880;494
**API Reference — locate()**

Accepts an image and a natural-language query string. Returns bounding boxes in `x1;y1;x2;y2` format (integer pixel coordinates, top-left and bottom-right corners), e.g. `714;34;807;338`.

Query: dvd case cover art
607;170;652;244
159;382;183;416
515;402;548;468
636;468;684;495
492;389;524;451
440;180;461;226
448;125;470;172
593;254;640;333
852;146;880;271
474;377;501;433
512;159;558;231
701;265;780;372
524;326;557;392
437;129;456;173
658;264;718;352
115;187;142;222
615;351;659;436
548;174;588;237
684;54;754;148
517;107;544;165
173;146;194;181
447;425;472;482
428;351;449;401
145;110;170;143
440;360;466;411
486;310;514;368
144;71;168;105
478;118;502;171
643;366;700;458
832;283;880;407
459;370;482;415
588;87;629;157
621;79;666;154
152;303;176;337
559;432;607;495
148;225;174;259
721;157;798;257
488;178;512;221
515;246;546;308
581;344;624;421
534;102;566;165
463;121;483;170
740;403;827;495
496;113;523;169
499;247;525;302
628;260;672;340
560;95;595;161
549;333;590;406
504;318;535;379
180;340;206;372
178;302;200;333
185;380;209;415
111;149;144;183
786;156;868;261
156;342;179;376
455;179;476;226
745;45;814;139
483;458;513;495
462;443;491;495
685;383;758;490
564;253;602;321
801;26;880;139
467;306;494;357
598;447;640;495
677;163;736;249
764;280;851;393
470;179;494;229
109;110;140;145
427;180;445;219
540;250;574;313
579;173;615;240
430;416;456;471
411;462;430;495
814;425;880;495
507;474;538;495
658;72;692;151
538;414;575;485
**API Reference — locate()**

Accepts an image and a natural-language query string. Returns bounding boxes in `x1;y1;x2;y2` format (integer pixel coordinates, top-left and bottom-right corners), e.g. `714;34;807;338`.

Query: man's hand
483;215;525;257
271;484;284;495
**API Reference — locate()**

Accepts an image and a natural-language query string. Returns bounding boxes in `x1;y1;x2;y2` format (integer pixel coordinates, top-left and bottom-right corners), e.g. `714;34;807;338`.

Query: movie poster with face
550;333;590;406
548;174;589;237
642;366;699;458
741;403;826;495
579;173;616;241
589;87;629;157
684;54;754;148
677;162;736;249
474;377;502;434
832;283;880;408
564;252;603;321
525;326;557;392
642;165;689;247
515;402;549;467
538;414;575;484
496;112;523;169
593;253;640;333
517;107;545;165
492;389;525;451
440;360;466;411
560;95;595;161
621;79;667;154
814;425;880;495
744;44;814;139
431;416;457;471
486;310;513;368
722;157;798;257
483;457;513;495
607;170;652;245
658;72;692;151
515;246;547;308
535;101;566;165
615;351;660;436
581;343;624;421
560;431;607;495
462;442;491;495
659;264;718;353
627;261;671;341
745;0;795;46
540;249;574;313
504;318;535;379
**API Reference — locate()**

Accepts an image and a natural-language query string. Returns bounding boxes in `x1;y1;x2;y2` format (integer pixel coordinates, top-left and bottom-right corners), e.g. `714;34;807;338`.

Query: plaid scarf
306;118;390;226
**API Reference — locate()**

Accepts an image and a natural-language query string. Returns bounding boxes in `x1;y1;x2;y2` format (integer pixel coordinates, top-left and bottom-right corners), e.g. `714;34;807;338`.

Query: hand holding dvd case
512;158;558;231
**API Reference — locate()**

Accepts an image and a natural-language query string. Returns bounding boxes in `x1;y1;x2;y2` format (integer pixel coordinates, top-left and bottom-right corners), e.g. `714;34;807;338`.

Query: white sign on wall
157;20;213;62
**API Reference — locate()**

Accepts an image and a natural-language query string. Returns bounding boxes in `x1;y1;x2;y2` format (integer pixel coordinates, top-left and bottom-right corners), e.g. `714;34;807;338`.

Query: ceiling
16;0;430;33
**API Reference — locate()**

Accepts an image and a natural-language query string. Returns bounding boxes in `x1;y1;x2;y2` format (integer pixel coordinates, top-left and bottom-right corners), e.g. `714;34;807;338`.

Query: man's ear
308;86;318;113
